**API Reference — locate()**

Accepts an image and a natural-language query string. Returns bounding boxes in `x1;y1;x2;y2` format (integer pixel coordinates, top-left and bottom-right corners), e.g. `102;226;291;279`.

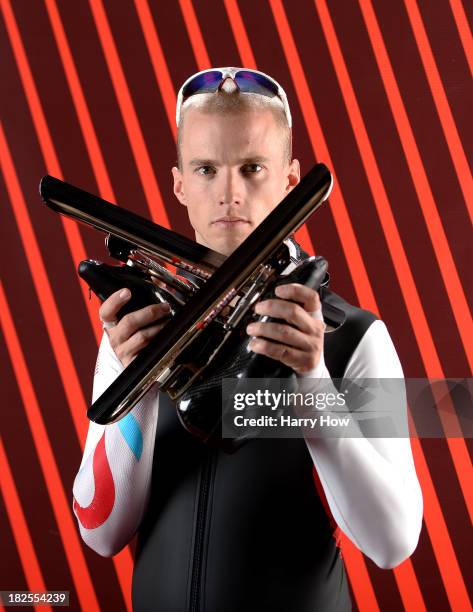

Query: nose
218;169;243;206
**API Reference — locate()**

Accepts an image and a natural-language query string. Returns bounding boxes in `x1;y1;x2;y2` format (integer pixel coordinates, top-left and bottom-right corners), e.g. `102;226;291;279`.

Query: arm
73;289;170;557
248;285;423;569
72;332;159;557
301;320;423;569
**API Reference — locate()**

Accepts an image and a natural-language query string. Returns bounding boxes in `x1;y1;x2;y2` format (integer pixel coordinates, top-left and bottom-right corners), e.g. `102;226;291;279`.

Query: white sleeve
300;318;423;569
72;332;160;557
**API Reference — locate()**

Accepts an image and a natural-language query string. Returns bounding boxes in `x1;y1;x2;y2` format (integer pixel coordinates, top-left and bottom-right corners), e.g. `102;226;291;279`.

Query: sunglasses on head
176;67;292;128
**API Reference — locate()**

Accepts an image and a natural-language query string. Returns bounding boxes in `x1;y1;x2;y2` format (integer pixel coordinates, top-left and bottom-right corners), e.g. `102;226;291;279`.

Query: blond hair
176;88;292;169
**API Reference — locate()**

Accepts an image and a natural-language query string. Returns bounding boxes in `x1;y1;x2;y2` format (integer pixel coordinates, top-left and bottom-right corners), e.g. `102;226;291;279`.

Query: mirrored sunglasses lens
182;71;223;98
234;71;279;97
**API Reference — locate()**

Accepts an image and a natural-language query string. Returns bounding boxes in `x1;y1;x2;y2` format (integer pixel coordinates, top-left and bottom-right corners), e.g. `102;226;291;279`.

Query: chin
207;229;252;256
209;237;244;257
216;241;240;257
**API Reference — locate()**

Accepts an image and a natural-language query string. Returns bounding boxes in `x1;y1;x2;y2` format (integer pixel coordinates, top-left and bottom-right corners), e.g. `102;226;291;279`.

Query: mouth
212;216;250;226
212;216;249;223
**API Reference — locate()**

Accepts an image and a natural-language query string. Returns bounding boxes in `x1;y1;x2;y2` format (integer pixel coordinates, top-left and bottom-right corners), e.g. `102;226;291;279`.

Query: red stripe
410;434;472;611
1;0;59;172
340;534;382;612
87;0;170;227
134;0;177;139
0;438;52;612
0;281;100;612
448;0;473;76
393;557;427;612
223;0;257;67
43;0;114;203
403;0;473;222
178;0;211;69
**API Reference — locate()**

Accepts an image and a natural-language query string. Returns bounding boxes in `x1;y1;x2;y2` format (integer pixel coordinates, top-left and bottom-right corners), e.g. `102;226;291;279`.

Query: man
73;68;423;611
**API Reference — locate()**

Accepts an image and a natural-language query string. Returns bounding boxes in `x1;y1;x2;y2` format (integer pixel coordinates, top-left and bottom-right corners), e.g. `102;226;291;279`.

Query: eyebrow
188;156;271;167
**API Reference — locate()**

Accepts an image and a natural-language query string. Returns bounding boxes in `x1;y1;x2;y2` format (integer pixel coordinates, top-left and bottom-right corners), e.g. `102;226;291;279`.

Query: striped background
0;0;471;610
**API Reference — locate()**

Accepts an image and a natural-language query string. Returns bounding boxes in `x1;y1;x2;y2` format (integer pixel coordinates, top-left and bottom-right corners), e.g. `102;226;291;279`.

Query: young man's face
172;106;300;256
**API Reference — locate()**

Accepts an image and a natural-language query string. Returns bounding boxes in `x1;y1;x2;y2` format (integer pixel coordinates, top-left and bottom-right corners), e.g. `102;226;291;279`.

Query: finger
246;320;313;351
113;302;171;344
248;338;321;373
99;288;131;322
254;299;315;334
311;307;324;322
116;321;167;366
274;283;320;313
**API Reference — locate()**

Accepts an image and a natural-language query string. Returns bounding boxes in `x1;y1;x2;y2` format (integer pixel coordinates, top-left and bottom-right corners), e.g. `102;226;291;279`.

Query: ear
284;158;300;195
172;166;187;206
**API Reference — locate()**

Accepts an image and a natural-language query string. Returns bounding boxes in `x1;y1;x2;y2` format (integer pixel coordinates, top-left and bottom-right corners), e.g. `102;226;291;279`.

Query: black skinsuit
132;283;376;612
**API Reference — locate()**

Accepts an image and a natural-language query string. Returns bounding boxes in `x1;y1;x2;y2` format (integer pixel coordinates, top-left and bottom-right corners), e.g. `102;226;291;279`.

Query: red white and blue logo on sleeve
74;413;143;529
